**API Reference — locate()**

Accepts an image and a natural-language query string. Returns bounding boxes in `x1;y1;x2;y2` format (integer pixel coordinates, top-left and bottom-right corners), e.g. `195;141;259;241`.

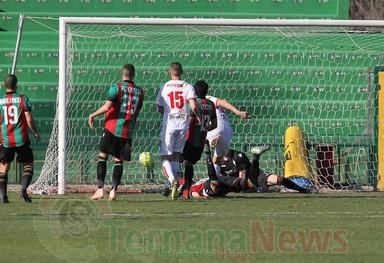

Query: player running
88;64;144;201
180;80;217;194
0;74;40;203
182;141;312;199
157;62;200;200
206;95;248;177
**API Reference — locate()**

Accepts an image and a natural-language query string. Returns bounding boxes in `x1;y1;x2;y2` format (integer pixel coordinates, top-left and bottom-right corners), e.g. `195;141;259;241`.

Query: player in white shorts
206;95;248;176
156;62;200;199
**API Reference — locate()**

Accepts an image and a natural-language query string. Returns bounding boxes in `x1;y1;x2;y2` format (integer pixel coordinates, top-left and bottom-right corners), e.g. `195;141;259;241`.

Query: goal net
30;18;384;194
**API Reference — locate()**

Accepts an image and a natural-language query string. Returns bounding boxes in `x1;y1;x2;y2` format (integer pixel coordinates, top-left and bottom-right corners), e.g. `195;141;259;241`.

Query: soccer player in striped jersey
0;74;40;203
206;95;248;176
156;62;200;200
180;80;217;194
88;64;144;201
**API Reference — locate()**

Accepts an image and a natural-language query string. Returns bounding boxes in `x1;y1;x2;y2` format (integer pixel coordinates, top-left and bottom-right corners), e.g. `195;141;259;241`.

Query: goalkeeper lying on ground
181;141;314;199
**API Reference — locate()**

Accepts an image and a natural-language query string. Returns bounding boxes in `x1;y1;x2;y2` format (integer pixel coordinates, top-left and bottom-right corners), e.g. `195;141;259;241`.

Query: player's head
4;74;17;91
122;64;135;80
169;62;183;78
194;80;209;99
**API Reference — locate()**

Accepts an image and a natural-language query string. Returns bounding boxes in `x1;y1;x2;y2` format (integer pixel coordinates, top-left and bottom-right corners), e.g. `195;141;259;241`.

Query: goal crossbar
59;17;384;27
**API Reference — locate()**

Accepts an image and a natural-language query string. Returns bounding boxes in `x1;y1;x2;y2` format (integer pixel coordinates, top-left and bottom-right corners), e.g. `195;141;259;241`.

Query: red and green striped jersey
0;92;31;148
104;81;144;139
186;98;216;148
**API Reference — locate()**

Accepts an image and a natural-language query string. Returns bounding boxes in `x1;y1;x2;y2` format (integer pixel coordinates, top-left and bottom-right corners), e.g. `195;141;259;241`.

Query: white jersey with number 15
156;80;196;131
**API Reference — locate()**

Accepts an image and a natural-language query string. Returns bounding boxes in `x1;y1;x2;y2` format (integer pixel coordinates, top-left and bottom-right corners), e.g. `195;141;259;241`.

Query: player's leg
180;142;204;195
0;161;10;203
244;144;272;190
109;157;123;201
205;140;219;182
209;135;224;176
269;175;311;193
171;130;187;178
250;144;312;193
16;142;34;203
91;152;108;200
92;130;114;200
109;137;132;201
211;132;232;176
97;152;108;189
160;129;177;185
169;152;182;200
170;131;186;200
180;160;193;195
20;162;33;203
0;145;12;203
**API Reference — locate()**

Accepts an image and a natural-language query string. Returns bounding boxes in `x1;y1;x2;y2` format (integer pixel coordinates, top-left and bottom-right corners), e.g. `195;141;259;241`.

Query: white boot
109;189;117;201
90;188;105;200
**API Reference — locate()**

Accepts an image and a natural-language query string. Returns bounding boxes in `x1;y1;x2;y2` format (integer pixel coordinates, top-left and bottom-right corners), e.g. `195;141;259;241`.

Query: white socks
170;161;180;181
162;160;175;184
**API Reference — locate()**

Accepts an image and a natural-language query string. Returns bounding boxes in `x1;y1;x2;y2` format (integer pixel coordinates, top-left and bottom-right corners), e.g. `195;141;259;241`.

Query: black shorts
0;142;34;163
221;169;270;193
182;141;204;164
256;170;269;192
99;129;132;161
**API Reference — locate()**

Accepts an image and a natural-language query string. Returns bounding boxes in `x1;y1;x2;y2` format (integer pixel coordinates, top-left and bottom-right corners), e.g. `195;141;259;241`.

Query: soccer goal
24;17;384;194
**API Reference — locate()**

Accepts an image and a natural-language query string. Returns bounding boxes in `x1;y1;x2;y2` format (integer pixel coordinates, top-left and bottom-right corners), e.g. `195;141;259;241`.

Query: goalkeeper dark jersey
220;150;251;177
104;80;144;139
0;92;32;147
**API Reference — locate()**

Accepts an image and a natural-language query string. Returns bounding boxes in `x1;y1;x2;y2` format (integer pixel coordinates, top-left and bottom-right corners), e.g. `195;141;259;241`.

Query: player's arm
216;98;248;119
89;84;117;128
88;100;113;128
24;112;39;141
188;99;201;125
156;85;164;114
134;89;145;120
22;96;39;141
206;104;217;131
157;104;164;114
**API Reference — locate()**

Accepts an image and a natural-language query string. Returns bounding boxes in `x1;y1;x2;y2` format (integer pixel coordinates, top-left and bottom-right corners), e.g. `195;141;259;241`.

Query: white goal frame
58;17;384;194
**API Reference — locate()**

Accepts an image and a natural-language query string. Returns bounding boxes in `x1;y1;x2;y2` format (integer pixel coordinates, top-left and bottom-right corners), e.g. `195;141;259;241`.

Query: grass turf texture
0;192;383;263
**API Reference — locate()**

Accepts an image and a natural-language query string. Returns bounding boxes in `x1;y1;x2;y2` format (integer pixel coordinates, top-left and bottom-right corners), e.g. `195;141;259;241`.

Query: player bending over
0;74;40;203
180;80;217;195
206;94;248;177
88;64;144;201
156;62;200;200
183;141;311;199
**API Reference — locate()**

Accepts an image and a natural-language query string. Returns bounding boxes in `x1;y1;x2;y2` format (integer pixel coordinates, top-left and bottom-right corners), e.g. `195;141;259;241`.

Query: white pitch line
103;211;384;218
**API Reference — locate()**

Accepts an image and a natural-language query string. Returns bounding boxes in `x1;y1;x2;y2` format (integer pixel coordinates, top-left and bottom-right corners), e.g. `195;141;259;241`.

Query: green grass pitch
0;192;383;263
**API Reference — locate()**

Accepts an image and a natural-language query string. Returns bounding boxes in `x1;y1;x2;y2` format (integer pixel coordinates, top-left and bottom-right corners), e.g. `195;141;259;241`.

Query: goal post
31;17;384;194
376;66;384;191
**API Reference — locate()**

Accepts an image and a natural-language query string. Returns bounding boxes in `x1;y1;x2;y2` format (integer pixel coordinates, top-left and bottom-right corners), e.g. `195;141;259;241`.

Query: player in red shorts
88;64;144;201
0;74;40;203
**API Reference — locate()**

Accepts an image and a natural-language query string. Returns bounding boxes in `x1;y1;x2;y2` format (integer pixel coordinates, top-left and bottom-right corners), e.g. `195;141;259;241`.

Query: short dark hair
170;62;183;76
194;80;209;98
122;64;135;78
4;74;17;90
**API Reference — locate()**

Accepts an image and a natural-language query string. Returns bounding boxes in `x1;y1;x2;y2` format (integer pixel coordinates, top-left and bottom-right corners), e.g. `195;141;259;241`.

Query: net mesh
31;23;384;193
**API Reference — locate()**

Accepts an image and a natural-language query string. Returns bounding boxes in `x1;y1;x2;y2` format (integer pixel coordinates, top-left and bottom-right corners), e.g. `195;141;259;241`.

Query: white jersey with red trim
206;95;233;139
156;80;196;131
